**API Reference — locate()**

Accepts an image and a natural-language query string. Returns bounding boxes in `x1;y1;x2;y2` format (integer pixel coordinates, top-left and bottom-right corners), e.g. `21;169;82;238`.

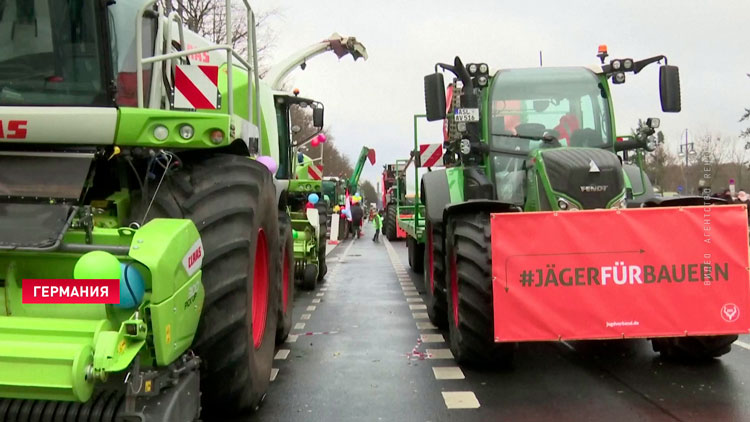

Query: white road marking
402;286;417;291
442;391;480;409
427;348;454;359
734;340;750;350
409;304;427;310
417;321;437;330
316;292;325;297
274;349;290;360
270;368;279;381
407;297;423;303
421;334;445;343
412;312;429;319
433;367;465;380
286;334;298;343
294;322;305;330
320;288;328;291
404;291;419;296
301;313;311;320
306;305;317;311
312;298;321;304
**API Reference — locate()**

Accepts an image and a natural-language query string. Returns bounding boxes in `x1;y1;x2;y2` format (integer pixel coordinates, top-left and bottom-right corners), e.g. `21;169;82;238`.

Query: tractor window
489;67;611;154
109;1;156;106
0;0;111;106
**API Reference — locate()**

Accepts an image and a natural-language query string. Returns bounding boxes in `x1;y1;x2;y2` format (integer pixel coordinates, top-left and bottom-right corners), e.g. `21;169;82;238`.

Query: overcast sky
255;0;750;191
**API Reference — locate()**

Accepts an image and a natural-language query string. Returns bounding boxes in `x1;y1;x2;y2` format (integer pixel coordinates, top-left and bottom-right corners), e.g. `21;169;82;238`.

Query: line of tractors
385;48;748;367
0;0;748;421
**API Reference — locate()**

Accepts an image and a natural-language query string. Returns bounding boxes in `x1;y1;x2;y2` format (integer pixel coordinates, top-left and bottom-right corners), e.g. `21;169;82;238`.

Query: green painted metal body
0;219;203;402
290;212;319;278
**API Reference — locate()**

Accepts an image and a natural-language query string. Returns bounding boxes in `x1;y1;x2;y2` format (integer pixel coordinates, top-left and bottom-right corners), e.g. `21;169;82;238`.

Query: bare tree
741;74;750;139
159;0;280;73
360;180;378;205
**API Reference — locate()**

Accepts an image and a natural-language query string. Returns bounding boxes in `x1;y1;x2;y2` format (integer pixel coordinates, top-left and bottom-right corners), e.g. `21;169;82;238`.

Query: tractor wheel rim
282;246;290;314
451;251;459;327
252;229;269;349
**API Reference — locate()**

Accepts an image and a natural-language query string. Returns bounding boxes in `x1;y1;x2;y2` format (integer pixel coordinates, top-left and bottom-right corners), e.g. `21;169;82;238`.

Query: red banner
22;279;120;304
491;205;750;342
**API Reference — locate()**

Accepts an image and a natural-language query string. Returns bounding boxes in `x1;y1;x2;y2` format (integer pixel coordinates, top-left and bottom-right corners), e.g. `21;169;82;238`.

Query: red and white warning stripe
174;65;219;110
308;164;323;180
419;143;443;168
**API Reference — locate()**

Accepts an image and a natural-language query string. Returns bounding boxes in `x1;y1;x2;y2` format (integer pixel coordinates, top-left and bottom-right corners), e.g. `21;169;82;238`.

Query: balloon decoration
333;205;340;212
317;133;327;143
297;151;304;164
311;137;320;147
255;156;277;174
308;193;319;204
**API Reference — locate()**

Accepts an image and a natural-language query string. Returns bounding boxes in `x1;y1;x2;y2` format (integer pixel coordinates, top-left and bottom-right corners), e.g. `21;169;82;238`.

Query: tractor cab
488;66;614;206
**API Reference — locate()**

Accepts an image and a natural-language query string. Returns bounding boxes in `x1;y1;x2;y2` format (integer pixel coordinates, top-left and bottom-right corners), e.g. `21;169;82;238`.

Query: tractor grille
541;148;623;209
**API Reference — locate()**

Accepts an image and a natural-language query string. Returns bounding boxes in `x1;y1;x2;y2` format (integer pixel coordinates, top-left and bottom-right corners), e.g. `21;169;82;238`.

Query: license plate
454;108;479;122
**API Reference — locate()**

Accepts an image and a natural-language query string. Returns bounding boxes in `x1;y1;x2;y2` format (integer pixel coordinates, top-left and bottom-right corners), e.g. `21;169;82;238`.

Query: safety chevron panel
174;65;219;110
419;143;443;167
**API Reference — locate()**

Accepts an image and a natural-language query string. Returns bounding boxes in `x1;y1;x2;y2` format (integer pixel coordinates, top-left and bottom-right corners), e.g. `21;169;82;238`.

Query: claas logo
0;120;28;139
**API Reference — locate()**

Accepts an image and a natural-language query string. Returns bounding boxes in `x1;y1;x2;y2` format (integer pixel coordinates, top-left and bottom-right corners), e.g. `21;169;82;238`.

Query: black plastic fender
642;196;728;207
443;200;521;222
421;169;452;225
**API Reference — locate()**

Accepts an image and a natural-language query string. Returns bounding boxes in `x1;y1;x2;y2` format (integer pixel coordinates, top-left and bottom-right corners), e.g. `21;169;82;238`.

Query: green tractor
284;104;328;290
418;50;742;366
0;1;367;419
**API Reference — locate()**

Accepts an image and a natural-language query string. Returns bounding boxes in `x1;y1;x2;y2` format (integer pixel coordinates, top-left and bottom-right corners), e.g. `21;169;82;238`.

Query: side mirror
659;65;681;112
313;107;324;128
424;72;446;121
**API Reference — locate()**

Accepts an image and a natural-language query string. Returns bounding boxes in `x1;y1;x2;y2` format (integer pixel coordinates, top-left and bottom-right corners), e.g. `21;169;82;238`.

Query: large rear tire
385;205;397;241
445;212;515;367
135;154;279;415
316;203;328;282
424;220;448;328
276;214;294;344
302;264;318;290
408;236;424;274
652;335;737;361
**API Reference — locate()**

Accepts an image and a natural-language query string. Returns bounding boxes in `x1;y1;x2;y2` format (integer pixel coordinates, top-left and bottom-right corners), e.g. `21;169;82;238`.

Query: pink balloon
256;155;277;173
317;133;327;143
311;137;320;147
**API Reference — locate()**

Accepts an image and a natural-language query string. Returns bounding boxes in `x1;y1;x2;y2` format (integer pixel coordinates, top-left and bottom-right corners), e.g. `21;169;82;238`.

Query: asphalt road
243;225;750;422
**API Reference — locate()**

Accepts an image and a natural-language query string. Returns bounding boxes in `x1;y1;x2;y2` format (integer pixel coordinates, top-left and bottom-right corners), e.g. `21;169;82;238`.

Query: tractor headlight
479;63;489;74
460;139;471;155
611;59;622;70
153;125;169;141
179;124;194;140
623;58;634;70
613;72;626;84
467;63;478;75
557;197;580;211
477;76;488;87
210;129;225;145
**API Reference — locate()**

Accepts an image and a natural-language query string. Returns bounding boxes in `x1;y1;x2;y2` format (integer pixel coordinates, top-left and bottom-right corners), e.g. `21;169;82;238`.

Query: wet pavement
243;225;750;422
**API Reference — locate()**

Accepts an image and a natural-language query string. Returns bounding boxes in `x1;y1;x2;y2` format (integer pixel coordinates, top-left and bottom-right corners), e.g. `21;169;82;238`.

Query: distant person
372;210;383;242
350;201;364;238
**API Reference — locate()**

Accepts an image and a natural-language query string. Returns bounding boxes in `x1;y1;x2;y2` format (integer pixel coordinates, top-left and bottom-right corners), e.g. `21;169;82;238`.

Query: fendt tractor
0;0;365;420
418;48;750;367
